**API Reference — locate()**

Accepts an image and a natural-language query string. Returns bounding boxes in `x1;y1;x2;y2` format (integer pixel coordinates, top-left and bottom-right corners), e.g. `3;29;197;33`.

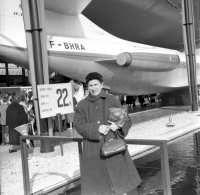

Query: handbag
100;102;128;157
101;131;127;157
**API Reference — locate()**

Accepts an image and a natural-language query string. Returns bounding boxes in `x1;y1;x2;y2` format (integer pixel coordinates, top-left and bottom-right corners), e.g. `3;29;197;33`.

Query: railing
20;136;172;195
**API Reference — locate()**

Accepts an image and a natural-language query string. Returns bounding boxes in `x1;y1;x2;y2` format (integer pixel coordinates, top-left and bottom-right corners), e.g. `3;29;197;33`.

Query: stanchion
56;113;64;156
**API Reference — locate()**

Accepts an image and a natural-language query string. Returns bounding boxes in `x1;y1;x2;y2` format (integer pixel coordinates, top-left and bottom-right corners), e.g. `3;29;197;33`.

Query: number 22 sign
37;83;74;118
57;88;69;107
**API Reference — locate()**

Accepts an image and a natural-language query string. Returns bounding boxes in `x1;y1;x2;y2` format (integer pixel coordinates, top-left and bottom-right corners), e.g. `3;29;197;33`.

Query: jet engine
116;49;180;72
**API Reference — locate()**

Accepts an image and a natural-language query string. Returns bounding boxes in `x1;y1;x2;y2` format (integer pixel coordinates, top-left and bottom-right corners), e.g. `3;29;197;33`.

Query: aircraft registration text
49;41;85;51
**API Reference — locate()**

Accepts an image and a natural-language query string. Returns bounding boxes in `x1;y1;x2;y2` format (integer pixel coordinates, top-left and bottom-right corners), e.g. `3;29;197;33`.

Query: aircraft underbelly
0;44;192;95
48;52;189;95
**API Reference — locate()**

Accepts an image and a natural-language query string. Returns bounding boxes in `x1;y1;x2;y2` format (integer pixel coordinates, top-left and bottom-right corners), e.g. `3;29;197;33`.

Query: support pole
181;0;198;111
56;113;64;156
5;63;9;87
22;68;25;86
21;0;54;152
20;138;30;195
78;142;82;173
160;141;171;195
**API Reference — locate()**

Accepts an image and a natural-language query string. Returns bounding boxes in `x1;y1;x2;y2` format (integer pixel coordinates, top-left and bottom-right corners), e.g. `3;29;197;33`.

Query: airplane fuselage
0;0;199;95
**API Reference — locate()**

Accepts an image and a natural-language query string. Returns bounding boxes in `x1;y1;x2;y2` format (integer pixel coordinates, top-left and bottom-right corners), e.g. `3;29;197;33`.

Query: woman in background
6;93;28;153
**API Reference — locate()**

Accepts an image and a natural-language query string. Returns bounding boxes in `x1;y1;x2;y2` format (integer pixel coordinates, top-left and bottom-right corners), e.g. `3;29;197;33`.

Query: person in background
115;94;120;101
126;96;136;107
65;80;84;130
7;93;12;105
0;91;2;102
138;95;145;107
19;93;28;113
27;91;33;102
0;96;9;145
0;92;8;104
27;100;35;135
120;95;125;106
74;72;141;195
6;93;29;153
83;87;89;99
0;91;3;105
73;80;84;103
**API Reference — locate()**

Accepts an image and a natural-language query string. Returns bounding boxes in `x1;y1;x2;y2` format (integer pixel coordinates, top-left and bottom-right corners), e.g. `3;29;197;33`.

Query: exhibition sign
37;83;74;118
20;87;32;94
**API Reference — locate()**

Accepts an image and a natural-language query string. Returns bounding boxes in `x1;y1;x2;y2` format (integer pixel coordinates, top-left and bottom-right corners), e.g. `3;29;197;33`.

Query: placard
37;83;74;118
20;87;32;94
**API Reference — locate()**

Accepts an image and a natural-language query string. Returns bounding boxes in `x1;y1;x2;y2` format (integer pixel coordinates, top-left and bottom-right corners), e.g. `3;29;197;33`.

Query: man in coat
6;92;28;153
74;72;141;195
0;95;9;145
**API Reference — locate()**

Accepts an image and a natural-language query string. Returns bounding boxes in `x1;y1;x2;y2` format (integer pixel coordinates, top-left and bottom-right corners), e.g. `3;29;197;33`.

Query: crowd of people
118;94;158;107
0;90;35;153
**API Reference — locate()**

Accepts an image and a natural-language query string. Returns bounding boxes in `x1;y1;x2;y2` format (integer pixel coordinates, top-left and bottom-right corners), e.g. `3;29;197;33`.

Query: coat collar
88;90;107;102
9;102;23;108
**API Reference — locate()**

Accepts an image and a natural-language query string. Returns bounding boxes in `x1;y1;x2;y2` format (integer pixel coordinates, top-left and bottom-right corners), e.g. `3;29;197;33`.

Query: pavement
1;104;200;195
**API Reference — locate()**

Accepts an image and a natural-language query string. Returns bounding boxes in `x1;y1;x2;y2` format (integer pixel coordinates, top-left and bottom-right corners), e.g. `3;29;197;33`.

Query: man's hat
85;72;103;84
74;80;82;85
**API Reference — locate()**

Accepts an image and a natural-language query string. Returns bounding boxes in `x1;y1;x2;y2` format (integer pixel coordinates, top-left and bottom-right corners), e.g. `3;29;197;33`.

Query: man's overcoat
74;90;141;195
6;102;28;145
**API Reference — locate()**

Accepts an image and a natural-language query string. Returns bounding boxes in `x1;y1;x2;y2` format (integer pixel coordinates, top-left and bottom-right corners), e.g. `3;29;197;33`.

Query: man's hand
98;125;110;135
108;122;120;132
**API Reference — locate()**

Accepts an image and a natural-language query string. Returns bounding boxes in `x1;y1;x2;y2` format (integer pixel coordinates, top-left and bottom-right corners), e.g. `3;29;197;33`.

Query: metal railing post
160;141;172;195
20;138;31;195
78;142;82;172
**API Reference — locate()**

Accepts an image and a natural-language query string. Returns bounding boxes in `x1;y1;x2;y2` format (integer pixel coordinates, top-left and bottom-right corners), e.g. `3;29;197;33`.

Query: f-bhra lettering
64;42;85;50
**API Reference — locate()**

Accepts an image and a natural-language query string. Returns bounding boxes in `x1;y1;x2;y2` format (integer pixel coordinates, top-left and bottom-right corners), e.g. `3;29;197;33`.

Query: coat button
97;121;100;124
96;107;99;109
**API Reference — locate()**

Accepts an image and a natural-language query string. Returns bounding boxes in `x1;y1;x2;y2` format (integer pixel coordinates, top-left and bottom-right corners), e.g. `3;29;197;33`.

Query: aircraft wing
44;0;92;16
83;0;200;51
